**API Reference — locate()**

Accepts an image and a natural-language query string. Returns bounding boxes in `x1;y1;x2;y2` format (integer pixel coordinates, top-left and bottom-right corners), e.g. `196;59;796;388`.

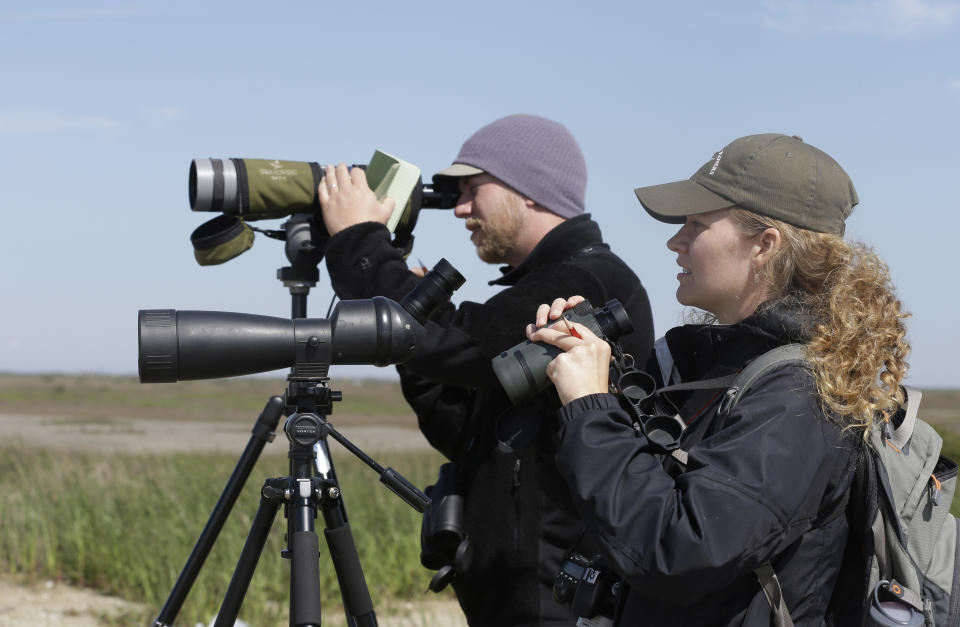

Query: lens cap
429;565;456;593
191;215;254;266
642;415;685;451
617;370;656;405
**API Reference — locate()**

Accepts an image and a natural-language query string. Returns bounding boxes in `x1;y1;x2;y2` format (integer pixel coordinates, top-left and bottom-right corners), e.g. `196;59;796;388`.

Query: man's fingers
334;163;351;189
349;165;368;188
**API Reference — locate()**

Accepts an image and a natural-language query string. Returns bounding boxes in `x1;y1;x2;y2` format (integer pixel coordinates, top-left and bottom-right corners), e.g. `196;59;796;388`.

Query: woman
528;134;909;626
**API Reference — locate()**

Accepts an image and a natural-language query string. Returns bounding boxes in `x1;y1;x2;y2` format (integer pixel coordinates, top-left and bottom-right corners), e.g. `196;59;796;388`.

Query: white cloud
947;77;960;92
0;111;119;134
762;0;959;36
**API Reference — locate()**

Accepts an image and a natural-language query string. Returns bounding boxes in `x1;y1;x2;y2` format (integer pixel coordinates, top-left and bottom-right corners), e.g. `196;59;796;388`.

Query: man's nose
453;196;471;218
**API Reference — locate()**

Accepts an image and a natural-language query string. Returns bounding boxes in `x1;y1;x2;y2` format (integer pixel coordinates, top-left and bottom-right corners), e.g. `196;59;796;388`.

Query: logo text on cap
708;149;724;176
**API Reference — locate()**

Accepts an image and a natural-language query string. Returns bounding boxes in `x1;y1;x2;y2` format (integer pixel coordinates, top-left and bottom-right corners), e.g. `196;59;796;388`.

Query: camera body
491;299;634;405
554;551;623;621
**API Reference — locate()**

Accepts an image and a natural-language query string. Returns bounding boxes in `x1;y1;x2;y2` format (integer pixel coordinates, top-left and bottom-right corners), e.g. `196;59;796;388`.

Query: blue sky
2;0;958;387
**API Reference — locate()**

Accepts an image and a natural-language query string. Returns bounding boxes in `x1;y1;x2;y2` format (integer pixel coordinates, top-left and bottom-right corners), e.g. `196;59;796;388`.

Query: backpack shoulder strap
661;343;810;467
719;343;809;414
887;385;922;451
655;343;810;414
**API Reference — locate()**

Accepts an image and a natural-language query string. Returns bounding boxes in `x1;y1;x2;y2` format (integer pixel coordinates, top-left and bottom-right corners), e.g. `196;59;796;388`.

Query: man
319;113;654;626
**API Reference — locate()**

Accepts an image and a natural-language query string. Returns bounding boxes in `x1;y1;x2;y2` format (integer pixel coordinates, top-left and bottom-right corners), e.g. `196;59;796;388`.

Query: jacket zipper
513;457;522;551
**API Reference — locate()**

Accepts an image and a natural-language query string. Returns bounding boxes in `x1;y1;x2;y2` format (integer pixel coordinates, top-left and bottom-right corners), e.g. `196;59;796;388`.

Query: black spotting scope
139;259;465;383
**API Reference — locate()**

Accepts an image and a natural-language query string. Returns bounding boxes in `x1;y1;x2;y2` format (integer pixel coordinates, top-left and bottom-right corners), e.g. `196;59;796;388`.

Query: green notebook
365;149;422;234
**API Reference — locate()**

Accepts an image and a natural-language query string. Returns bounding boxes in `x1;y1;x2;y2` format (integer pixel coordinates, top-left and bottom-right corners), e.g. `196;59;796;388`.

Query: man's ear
524;197;536;209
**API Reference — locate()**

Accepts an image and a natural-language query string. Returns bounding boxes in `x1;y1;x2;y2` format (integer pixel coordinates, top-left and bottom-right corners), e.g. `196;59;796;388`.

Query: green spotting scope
189;155;459;220
187;153;459;266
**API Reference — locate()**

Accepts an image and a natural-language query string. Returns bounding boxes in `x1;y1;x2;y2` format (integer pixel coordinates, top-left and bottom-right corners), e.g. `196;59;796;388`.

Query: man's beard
466;198;524;264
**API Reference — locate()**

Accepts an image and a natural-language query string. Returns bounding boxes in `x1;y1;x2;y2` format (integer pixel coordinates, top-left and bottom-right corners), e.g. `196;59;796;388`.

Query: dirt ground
0;574;465;626
0;412;436;455
0;374;467;626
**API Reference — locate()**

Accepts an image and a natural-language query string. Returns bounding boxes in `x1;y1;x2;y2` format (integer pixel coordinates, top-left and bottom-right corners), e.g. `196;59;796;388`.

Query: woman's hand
317;163;396;236
526;296;611;406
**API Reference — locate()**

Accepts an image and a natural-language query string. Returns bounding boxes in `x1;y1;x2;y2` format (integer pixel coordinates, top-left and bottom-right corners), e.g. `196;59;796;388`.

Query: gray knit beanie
432;114;587;219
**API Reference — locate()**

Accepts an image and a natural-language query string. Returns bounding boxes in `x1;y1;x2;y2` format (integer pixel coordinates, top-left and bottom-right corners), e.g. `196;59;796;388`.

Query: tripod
151;214;430;627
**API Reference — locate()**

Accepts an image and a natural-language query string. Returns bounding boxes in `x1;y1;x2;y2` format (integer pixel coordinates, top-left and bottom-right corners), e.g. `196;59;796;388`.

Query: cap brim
431;164;484;204
634;180;736;224
434;163;484;179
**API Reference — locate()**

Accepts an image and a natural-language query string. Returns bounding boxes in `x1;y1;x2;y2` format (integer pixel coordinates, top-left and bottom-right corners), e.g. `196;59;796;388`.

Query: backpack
648;343;960;627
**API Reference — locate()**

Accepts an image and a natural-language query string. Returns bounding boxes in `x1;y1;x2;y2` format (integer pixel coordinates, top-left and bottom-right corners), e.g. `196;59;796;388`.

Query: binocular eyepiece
139;259;465;383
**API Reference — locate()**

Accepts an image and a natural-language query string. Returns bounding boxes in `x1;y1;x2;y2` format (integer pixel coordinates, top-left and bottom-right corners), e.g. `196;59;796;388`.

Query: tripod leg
154;396;284;627
290;529;324;625
213;478;287;627
320;489;377;627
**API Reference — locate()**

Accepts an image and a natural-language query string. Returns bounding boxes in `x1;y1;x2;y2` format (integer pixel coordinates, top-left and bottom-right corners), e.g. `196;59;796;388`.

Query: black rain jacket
555;303;859;626
325;215;655;626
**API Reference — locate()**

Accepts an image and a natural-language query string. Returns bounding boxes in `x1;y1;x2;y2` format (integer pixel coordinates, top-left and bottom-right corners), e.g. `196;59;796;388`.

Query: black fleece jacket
325;215;654;626
556;305;860;626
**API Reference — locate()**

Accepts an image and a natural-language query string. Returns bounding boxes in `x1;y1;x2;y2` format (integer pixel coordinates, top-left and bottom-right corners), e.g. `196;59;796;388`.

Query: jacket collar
489;214;601;286
664;297;814;383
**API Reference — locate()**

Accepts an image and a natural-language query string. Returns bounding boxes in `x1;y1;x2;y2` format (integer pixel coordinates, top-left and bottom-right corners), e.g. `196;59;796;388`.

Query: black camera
554;551;623;621
491;299;634;405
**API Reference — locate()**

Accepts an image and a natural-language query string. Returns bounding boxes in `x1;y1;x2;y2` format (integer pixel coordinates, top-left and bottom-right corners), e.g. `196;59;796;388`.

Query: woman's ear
756;227;782;262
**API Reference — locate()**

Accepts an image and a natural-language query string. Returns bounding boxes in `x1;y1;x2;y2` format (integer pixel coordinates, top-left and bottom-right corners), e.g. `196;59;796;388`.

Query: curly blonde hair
729;209;910;433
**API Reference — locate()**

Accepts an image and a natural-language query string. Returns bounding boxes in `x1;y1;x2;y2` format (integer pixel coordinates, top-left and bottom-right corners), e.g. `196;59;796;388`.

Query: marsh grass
0;445;446;626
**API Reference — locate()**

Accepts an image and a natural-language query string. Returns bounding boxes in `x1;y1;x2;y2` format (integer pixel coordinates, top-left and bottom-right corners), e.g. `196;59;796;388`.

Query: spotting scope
138;259;465;383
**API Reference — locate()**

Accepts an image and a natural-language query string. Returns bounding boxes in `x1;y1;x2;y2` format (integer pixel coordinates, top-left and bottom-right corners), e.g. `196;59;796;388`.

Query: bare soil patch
0;374;433;455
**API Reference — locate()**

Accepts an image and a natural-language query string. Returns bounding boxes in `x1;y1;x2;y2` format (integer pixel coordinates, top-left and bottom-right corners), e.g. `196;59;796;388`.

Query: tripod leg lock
261;477;292;503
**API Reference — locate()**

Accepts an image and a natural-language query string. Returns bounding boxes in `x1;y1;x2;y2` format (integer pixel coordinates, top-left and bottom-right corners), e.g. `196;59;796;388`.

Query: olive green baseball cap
634;133;858;235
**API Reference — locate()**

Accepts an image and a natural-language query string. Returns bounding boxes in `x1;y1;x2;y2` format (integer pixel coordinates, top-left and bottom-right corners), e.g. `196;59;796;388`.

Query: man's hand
317;163;396;236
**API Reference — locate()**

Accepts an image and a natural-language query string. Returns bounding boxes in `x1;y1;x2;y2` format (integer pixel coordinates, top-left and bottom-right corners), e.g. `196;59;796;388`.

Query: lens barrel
190;158;241;213
189;158;323;220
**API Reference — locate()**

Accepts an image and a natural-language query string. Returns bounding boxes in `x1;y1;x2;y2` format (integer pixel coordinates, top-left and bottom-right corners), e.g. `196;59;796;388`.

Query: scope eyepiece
400;258;465;324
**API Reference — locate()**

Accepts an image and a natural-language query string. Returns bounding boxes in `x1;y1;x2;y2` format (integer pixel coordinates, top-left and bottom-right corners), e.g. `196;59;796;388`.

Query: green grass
0;446;446;626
